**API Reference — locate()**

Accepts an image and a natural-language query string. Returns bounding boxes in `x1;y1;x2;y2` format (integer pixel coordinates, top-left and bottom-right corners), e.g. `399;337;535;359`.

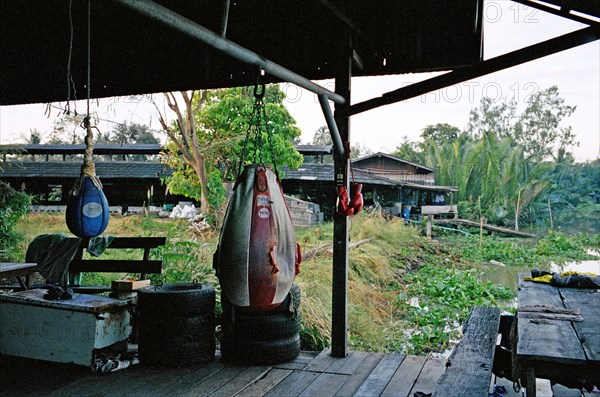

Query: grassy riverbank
13;212;599;355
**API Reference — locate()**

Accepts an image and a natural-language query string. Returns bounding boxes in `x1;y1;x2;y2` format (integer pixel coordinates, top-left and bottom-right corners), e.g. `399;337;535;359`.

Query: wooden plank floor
0;349;446;397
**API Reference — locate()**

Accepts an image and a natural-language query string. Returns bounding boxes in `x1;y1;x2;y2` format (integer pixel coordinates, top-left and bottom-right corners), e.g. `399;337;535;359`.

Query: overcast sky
1;1;598;161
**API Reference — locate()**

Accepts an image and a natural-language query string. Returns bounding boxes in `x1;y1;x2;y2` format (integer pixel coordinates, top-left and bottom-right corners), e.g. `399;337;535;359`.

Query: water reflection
481;259;600;293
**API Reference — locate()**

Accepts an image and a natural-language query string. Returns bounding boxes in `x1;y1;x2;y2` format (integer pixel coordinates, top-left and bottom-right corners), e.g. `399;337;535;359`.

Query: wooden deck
0;348;447;397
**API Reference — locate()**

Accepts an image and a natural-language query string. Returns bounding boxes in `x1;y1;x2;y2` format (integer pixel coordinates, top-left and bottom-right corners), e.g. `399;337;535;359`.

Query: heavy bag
214;164;301;312
66;175;110;238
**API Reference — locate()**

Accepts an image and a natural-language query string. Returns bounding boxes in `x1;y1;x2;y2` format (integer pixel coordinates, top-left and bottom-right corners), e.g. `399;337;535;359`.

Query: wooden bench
67;236;166;293
0;262;38;289
432;306;501;397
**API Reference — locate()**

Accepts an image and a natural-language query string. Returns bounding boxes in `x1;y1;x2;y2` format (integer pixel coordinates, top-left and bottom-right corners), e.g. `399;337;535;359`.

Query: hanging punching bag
65;120;110;238
214;164;301;312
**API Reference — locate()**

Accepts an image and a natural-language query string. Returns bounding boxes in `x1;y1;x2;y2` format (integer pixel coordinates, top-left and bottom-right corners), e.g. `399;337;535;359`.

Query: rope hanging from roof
65;0;110;239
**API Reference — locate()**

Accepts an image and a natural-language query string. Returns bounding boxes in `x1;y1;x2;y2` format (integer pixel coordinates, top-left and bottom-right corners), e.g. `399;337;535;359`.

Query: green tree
421;123;462;143
393;136;423;164
514;86;577;161
20;128;43;144
420;132;547;227
156;85;302;219
467;86;576;161
110;122;160;145
466;97;517;139
47;113;85;144
0;181;31;261
312;126;333;145
350;142;372;159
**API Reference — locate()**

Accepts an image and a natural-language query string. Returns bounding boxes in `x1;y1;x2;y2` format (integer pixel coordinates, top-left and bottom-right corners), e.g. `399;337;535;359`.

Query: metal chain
237;84;279;178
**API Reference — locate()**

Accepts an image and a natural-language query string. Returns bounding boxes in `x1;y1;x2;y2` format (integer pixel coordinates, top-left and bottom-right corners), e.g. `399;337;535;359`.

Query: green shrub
0;181;31;261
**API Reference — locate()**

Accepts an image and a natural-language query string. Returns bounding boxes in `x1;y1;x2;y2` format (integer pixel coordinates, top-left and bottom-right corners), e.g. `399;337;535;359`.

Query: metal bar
331;33;352;359
114;0;346;105
347;26;599;116
220;0;231;37
510;0;600;26
318;95;346;158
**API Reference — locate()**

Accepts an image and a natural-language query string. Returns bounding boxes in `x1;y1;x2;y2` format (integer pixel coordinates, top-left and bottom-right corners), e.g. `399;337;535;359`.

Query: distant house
0;144;176;207
281;148;457;219
0;144;456;219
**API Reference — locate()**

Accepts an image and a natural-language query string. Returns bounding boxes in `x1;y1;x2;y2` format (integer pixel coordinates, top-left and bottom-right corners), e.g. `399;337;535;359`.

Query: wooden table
515;273;600;396
0;262;38;289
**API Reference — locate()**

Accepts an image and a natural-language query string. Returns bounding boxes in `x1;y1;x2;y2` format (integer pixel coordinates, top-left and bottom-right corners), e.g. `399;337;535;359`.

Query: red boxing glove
336;186;354;216
349;183;364;214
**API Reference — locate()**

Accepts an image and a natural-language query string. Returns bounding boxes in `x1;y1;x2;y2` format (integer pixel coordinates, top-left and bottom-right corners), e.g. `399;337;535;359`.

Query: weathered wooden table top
516;272;600;392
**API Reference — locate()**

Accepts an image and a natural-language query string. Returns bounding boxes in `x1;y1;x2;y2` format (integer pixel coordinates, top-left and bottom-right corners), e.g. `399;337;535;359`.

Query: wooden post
331;32;352;358
548;198;553;229
515;189;521;232
478;196;483;248
426;214;433;238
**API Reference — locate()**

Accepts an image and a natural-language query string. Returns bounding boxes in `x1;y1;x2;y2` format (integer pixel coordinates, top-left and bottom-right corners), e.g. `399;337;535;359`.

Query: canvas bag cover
214;164;300;311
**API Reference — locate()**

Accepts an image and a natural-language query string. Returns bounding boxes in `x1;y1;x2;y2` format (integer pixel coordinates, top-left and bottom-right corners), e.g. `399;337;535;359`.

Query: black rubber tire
221;313;302;341
220;333;300;365
138;314;215;344
136;283;216;368
137;282;215;316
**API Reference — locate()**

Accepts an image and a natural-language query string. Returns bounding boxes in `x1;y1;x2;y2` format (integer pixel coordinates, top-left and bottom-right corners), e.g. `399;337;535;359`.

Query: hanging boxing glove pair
336;183;364;216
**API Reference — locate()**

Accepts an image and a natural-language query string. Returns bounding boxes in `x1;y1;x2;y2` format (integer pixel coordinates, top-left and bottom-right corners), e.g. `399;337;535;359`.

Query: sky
1;1;599;161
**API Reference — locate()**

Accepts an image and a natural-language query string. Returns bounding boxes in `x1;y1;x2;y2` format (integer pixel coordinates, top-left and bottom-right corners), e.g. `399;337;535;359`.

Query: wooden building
281;148;457;219
0;144;176;207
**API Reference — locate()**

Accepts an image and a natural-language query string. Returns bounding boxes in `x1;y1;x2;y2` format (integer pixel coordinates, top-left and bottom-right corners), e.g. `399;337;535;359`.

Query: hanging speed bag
214;164;301;312
66;176;110;238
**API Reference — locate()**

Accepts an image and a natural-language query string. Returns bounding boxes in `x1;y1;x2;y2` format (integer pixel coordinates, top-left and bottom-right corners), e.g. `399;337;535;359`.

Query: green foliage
442;232;598;267
149;241;217;285
162;164;203;201
0;181;31;261
311;125;332;145
109;122;160;145
197;85;303;178
162;85;302;222
535;230;596;259
543;159;600;233
515;86;577;162
206;168;227;210
421;123;462;143
393;136;423;164
403;265;513;354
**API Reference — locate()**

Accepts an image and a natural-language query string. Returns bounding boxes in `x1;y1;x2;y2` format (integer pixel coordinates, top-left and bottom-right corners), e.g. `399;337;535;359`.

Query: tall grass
15;212;519;355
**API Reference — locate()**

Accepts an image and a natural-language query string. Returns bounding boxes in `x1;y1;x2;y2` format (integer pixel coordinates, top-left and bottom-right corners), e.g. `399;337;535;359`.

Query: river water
481;255;600;294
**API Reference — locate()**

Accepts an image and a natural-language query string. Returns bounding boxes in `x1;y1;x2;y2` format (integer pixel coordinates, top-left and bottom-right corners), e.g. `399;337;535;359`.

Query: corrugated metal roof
282;163;456;192
294;145;333;155
0;144;164;155
0;161;171;179
1;1;483;105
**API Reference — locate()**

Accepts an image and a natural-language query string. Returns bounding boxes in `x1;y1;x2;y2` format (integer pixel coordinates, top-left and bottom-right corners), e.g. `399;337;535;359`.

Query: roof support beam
316;0;360;33
318;95;346;158
510;0;600;27
347;26;599;117
331;32;353;359
113;0;346;105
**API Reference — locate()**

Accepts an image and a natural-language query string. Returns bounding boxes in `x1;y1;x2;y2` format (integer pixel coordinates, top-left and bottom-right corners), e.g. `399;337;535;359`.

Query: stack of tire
220;284;301;365
137;282;215;367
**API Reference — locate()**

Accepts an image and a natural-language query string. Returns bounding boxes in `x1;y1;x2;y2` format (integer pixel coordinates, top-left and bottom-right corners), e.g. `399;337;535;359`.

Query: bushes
0;181;30;261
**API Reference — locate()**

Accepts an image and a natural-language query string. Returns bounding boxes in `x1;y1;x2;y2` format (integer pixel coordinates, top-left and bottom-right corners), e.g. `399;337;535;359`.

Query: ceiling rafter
346;26;600;117
511;0;600;27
